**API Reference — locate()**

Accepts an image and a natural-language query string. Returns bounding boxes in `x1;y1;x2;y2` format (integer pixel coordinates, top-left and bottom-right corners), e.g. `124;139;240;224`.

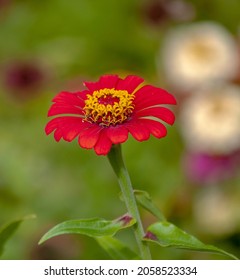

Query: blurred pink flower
183;151;240;184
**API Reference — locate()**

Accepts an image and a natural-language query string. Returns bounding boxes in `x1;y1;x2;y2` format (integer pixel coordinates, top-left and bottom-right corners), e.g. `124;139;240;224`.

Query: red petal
52;91;87;106
139;119;167;138
116;75;144;93
48;104;84;117
45;117;64;135
99;75;119;89
45;117;89;142
84;75;119;91
53;129;63;142
83;81;100;92
48;91;88;117
136;107;175;125
125;120;150;141
94;129;112;155
134;85;177;109
78;125;102;149
106;126;128;144
63;126;86;141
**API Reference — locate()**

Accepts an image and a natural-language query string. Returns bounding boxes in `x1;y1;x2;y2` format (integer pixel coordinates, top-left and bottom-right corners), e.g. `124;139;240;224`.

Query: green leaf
134;190;166;221
144;221;238;260
96;236;140;260
39;214;136;244
0;214;36;257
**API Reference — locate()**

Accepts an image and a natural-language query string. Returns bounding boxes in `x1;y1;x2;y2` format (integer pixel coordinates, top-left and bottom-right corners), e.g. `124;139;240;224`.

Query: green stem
107;144;151;260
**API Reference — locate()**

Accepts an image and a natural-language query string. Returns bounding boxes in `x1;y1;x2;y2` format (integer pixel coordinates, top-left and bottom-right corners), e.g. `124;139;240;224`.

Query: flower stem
107;144;151;260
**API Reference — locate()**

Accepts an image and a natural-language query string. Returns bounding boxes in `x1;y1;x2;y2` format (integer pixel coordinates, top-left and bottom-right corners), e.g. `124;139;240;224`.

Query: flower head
3;60;46;100
161;22;239;91
194;187;238;236
183;151;240;184
45;74;176;155
180;84;240;154
142;0;195;26
0;0;10;10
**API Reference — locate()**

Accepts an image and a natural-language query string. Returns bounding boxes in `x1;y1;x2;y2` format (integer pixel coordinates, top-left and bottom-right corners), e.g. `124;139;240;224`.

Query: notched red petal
134;85;177;109
78;125;102;149
45;117;89;143
84;75;119;91
139;119;167;138
99;75;119;89
106;126;129;144
125;121;150;141
136;107;175;125
47;104;84;117
94;129;112;155
116;75;144;93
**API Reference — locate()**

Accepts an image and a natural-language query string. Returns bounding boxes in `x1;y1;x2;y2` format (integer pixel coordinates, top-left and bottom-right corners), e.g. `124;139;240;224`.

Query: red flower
45;75;176;155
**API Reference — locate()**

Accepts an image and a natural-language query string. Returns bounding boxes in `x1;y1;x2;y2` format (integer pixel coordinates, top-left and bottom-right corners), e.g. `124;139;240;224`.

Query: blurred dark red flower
45;74;176;155
143;0;170;25
142;0;195;26
3;60;45;99
0;0;10;9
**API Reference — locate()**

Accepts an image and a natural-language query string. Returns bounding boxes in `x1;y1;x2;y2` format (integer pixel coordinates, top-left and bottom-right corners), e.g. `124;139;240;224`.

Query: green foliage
96;236;140;260
134;190;166;221
39;214;136;244
136;191;237;259
0;215;35;257
144;222;238;260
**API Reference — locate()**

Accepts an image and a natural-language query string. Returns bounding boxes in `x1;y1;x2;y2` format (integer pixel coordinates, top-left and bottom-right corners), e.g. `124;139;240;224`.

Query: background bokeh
0;0;240;260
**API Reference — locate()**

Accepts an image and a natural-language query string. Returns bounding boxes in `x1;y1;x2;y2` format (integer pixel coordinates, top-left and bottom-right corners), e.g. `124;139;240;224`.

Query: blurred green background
0;0;240;259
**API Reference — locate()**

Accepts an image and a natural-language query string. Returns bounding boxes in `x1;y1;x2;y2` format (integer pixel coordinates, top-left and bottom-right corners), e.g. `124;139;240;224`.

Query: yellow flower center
83;88;135;126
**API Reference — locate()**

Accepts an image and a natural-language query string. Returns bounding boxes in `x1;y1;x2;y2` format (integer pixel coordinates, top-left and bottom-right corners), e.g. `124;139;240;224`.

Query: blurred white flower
161;22;239;91
180;84;240;154
194;187;238;236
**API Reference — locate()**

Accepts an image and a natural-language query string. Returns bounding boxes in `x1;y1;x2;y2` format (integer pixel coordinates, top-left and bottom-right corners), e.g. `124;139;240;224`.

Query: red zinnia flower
45;74;176;155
